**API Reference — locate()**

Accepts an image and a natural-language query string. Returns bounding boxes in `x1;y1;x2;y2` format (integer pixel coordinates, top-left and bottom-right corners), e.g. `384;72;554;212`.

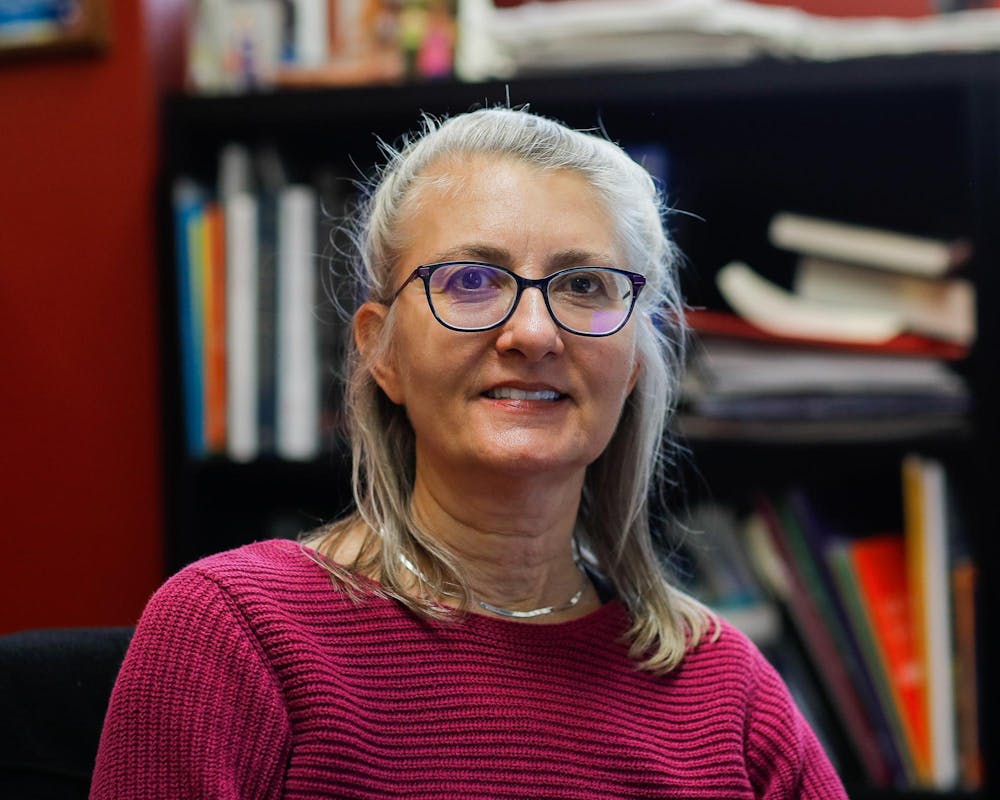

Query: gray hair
307;107;717;673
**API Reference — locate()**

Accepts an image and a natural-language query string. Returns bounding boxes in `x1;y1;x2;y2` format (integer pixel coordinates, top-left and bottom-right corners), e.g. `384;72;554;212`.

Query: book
681;338;970;427
286;0;329;67
172;180;207;458
218;142;253;201
202;201;227;454
276;184;321;461
769;212;971;278
902;455;959;787
684;340;968;401
794;256;976;346
674;412;971;444
717;261;905;345
784;491;906;783
827;533;929;786
224;191;260;463
684;309;968;361
746;499;895;786
950;554;982;789
255;148;287;455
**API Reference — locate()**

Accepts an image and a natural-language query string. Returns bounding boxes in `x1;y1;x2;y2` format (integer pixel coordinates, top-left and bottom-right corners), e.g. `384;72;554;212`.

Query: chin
474;435;600;477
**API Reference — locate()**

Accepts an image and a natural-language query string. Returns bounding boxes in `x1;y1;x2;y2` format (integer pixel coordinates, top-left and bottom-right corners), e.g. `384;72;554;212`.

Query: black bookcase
158;52;997;798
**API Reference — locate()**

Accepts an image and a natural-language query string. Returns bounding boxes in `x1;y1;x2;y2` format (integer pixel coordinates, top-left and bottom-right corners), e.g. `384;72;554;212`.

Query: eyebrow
427;244;617;271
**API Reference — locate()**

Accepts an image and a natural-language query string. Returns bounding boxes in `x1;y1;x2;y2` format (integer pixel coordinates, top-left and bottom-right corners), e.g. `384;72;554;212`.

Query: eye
568;274;601;295
454;266;489;291
552;269;615;301
431;264;508;302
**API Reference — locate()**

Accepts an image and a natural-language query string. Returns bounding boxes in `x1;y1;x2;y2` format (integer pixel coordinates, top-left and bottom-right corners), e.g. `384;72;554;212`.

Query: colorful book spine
779;494;900;785
203;201;228;454
902;454;958;787
751;498;894;786
828;534;927;785
172;180;206;458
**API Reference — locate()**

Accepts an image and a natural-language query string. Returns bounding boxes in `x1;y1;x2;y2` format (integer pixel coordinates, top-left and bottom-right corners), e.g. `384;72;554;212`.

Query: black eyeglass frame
390;261;647;337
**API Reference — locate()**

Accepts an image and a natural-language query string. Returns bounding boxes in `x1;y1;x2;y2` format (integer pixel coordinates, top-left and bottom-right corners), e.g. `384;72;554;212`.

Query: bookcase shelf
159;51;997;798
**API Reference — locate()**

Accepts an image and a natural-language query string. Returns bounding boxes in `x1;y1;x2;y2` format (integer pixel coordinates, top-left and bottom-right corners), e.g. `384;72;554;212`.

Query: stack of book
739;457;981;791
172;144;346;462
457;0;1000;81
678;212;975;442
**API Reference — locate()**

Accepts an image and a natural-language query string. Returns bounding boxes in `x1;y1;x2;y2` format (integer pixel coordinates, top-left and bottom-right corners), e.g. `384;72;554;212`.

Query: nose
495;286;564;360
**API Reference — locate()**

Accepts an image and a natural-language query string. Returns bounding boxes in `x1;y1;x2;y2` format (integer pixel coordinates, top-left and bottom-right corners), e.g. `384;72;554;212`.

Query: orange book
902;455;957;787
202;202;227;453
850;535;931;784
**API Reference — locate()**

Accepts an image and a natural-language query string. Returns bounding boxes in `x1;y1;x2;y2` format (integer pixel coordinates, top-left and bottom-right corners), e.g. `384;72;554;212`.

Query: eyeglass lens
427;264;635;335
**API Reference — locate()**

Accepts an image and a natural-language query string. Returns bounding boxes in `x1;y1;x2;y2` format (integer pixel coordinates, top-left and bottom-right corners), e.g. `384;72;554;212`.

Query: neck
408;459;594;619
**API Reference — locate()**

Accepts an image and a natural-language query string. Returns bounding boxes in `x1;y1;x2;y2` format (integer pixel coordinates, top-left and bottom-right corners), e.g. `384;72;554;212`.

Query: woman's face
362;155;642;484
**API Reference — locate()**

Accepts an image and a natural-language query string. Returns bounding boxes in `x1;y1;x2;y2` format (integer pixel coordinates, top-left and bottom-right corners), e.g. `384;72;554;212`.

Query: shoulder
183;537;323;583
682;616;773;683
140;539;336;640
684;620;847;799
671;619;794;736
162;538;327;602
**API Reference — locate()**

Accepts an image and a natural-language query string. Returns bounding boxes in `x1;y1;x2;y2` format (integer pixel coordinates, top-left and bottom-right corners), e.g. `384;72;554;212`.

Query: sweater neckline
295;539;628;637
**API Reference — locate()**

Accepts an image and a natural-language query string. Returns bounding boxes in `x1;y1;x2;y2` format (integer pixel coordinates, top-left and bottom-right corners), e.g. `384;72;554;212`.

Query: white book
217;143;253;201
902;455;959;788
290;0;329;66
770;212;970;278
687;340;966;397
276;185;320;461
225;192;259;463
795;257;976;346
717;261;904;345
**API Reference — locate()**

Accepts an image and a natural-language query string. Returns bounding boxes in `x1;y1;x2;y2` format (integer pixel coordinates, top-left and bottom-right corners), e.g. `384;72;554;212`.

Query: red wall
0;1;166;633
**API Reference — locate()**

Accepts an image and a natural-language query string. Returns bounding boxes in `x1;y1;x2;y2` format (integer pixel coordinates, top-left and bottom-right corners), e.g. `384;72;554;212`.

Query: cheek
596;340;640;402
393;329;479;416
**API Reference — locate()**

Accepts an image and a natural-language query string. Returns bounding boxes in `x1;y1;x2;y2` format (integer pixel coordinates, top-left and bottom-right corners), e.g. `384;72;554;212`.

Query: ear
354;302;405;405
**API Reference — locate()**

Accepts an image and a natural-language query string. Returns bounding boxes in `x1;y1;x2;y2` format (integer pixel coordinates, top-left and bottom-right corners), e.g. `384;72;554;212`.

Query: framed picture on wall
0;0;110;59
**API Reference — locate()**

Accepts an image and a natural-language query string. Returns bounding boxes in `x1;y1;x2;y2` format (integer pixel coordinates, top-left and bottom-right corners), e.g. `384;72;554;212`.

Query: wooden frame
0;0;110;60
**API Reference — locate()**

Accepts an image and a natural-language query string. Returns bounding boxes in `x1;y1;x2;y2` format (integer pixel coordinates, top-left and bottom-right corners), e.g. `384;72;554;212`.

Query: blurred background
1;2;996;795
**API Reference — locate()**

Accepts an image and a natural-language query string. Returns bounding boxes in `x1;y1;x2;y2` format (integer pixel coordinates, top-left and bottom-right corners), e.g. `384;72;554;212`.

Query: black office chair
0;627;133;800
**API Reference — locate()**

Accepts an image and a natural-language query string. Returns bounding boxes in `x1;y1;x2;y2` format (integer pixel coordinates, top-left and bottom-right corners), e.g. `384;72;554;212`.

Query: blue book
172;180;206;458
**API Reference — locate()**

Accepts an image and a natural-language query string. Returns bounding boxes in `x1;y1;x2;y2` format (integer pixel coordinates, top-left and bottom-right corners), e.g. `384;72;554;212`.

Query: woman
91;108;847;799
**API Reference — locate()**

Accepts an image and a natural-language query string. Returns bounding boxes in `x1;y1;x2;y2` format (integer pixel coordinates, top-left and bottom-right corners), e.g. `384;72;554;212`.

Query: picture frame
0;0;110;60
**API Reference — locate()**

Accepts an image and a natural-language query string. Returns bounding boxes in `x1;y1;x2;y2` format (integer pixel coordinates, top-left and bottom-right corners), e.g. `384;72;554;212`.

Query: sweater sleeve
90;568;292;800
743;645;848;800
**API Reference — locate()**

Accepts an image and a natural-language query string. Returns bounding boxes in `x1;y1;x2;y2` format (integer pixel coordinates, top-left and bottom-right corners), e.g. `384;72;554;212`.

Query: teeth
486;387;561;401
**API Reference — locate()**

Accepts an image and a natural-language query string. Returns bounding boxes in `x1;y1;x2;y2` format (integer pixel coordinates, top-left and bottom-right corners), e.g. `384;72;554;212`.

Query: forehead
395;155;620;270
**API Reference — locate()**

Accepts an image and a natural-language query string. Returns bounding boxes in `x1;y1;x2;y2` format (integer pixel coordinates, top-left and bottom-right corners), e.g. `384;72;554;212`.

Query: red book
849;535;931;784
684;309;968;361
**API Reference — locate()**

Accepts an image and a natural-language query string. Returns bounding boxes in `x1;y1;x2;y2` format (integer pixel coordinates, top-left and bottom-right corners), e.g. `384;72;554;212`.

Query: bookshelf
159;51;997;798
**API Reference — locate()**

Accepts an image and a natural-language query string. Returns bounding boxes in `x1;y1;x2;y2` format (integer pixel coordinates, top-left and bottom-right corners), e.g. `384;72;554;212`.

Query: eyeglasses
390;261;646;337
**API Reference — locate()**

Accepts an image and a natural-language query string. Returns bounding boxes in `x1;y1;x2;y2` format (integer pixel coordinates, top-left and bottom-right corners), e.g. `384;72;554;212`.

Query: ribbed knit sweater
91;539;846;799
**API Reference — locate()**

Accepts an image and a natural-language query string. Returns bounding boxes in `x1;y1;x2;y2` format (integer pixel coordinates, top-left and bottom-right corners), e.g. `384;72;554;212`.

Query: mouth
483;386;566;402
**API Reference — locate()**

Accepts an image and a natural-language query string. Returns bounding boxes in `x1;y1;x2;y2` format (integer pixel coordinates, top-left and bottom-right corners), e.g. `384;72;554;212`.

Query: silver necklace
398;552;589;619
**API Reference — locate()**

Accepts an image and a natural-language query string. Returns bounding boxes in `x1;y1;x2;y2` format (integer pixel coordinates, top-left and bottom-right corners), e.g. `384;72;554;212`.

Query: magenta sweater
91;539;846;799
